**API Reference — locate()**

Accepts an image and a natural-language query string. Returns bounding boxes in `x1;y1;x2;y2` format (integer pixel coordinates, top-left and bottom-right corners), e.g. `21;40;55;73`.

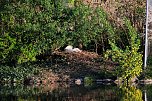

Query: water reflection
0;83;150;101
141;84;152;101
118;84;143;101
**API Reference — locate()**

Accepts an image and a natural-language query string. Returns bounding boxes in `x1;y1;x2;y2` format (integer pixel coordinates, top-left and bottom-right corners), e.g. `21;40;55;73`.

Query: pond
0;82;151;101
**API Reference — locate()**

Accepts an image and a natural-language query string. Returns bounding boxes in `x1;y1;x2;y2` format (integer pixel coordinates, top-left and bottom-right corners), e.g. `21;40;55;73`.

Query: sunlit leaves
104;19;143;82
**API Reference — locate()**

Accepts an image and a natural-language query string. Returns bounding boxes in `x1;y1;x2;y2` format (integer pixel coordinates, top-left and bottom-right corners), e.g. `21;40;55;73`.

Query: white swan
65;45;82;53
73;48;82;52
65;45;73;52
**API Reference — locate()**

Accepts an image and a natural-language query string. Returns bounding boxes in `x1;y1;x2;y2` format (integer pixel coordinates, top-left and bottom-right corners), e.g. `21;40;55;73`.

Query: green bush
104;19;143;82
0;0;111;64
0;65;39;82
0;0;59;64
0;0;116;81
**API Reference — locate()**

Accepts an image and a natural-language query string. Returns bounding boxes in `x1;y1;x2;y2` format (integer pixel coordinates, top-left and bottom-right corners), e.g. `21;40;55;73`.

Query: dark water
0;83;151;101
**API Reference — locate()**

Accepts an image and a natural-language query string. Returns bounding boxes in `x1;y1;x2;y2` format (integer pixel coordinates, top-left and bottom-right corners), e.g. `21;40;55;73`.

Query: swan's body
65;45;82;53
65;45;73;52
73;48;82;52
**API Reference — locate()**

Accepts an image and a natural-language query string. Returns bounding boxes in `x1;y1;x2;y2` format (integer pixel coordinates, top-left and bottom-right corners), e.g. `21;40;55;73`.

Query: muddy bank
24;51;117;85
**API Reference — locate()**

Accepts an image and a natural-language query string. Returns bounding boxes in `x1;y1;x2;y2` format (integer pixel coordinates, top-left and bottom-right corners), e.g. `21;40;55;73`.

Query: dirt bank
25;51;117;85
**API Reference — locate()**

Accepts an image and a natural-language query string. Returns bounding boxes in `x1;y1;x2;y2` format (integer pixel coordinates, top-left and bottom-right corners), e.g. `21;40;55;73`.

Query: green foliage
0;65;39;82
0;0;111;64
104;19;143;81
88;6;117;52
0;84;42;96
84;76;94;87
0;33;16;63
0;0;144;82
0;0;114;81
0;0;58;64
118;84;143;101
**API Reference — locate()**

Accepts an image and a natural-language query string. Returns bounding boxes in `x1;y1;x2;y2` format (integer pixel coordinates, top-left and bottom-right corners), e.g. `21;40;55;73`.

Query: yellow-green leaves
104;19;143;82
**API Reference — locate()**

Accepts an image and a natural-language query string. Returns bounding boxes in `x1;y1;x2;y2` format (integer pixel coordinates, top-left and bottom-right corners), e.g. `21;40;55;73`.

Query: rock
75;79;82;85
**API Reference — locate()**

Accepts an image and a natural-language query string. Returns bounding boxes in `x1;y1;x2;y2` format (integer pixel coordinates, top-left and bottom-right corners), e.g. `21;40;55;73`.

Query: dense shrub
104;19;143;81
0;0;145;82
0;0;112;64
0;0;61;64
0;65;39;82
